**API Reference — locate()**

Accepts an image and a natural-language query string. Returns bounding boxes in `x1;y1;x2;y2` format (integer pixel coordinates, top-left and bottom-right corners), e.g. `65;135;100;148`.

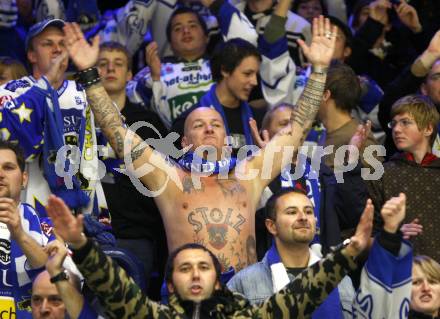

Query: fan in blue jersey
170;38;265;155
0;19;107;219
126;2;259;130
0;140;53;318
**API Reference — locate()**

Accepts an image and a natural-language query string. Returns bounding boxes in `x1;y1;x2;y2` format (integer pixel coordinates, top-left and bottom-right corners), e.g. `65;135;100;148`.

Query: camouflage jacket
74;240;358;319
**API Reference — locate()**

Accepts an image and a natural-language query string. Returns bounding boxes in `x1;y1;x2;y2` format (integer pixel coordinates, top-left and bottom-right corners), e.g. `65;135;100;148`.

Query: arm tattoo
131;141;149;162
113;130;125;156
291;75;326;129
85;82;144;159
86;83;123;130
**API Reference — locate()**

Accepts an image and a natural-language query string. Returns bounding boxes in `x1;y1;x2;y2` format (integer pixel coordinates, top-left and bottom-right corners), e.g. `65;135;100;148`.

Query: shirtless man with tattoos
62;16;337;272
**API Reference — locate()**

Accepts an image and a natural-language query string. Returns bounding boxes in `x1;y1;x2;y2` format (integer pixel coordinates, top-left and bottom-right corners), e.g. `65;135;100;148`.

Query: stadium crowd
0;0;439;318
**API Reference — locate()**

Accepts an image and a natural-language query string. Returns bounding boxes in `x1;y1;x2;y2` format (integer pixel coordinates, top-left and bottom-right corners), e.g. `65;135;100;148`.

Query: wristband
50;269;69;283
312;65;328;75
75;67;101;88
331;238;351;252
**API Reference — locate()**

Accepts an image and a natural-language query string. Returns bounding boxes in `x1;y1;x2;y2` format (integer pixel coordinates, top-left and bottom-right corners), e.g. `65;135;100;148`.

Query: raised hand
46;195;87;249
145;42;162;81
297;16;337;69
0;198;25;241
63;22;100;71
425;30;440;57
395;1;422;33
345;199;374;257
381;193;406;234
369;0;391;25
347;120;372;164
44;239;69;276
249;118;270;148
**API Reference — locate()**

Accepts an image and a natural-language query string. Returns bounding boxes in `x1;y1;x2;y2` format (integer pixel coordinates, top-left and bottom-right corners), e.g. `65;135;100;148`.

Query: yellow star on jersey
0;128;10;140
11;103;33;123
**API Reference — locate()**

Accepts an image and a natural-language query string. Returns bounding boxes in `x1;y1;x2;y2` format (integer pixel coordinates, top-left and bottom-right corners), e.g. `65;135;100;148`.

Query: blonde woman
411;255;440;318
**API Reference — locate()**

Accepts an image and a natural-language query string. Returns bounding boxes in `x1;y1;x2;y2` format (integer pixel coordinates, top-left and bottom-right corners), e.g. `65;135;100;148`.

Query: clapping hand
345;199;374;257
347;121;372;165
145;42;162;81
381;193;406;234
401;218;422;240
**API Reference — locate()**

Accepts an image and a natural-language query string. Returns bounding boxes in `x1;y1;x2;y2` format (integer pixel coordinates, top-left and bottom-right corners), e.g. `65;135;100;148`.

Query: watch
50;270;69;283
331;238;352;252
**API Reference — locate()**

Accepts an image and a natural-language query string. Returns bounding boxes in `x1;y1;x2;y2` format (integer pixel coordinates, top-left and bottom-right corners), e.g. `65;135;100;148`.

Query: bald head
31;271;66;319
181;107;227;153
183;107;224;134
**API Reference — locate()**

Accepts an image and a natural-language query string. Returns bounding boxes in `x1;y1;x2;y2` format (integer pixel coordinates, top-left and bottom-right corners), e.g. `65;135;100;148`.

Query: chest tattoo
187;207;246;250
216;179;246;198
182;176;205;194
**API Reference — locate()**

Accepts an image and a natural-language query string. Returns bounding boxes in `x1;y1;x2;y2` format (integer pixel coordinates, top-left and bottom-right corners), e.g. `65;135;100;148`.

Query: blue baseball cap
25;19;65;51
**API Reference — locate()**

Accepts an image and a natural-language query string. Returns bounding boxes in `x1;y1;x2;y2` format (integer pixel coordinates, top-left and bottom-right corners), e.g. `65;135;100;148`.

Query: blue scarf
266;241;291;292
178;151;237;174
199;84;254;146
42;81;90;210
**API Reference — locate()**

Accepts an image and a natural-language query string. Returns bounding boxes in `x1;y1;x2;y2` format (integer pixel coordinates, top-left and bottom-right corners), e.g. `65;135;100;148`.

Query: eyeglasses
387;118;415;129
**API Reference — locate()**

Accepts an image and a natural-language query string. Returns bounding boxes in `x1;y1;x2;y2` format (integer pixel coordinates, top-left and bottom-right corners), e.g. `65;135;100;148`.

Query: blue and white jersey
235;1;311;67
0;76;104;217
91;0;155;56
127;58;213;128
128;0;258;128
0;0;18;28
0;204;47;319
258;33;301;108
34;0;66;22
351;239;412;319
